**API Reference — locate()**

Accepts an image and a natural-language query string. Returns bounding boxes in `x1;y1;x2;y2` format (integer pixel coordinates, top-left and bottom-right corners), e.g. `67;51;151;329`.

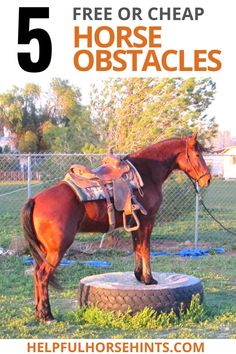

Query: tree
0;86;24;136
0;78;100;153
43;79;100;152
90;78;218;152
47;78;81;126
0;83;45;152
18;131;38;153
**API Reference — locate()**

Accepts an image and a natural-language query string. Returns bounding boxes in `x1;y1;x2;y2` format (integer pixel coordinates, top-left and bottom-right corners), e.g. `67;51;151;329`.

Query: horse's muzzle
198;173;211;188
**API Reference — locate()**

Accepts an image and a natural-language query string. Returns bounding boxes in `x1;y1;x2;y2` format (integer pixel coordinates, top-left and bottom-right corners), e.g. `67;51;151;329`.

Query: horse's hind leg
34;264;40;314
34;224;79;322
35;252;61;322
19;183;87;322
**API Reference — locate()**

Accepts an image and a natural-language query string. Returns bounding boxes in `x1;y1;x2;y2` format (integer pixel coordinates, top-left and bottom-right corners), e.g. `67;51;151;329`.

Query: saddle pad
63;169;139;203
63;174;112;201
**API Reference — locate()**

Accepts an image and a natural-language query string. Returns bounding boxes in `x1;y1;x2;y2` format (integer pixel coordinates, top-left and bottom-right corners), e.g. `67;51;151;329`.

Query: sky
0;0;236;135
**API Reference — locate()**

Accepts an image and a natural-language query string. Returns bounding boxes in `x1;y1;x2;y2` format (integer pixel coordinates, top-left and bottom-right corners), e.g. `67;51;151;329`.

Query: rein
190;178;236;237
185;141;236;237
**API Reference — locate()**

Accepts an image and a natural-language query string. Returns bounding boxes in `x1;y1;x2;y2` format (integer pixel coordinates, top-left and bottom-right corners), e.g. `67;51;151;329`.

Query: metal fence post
27;153;32;198
194;183;200;249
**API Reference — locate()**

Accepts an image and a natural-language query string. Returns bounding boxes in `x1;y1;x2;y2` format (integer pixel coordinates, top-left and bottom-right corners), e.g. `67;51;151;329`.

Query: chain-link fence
0;153;235;251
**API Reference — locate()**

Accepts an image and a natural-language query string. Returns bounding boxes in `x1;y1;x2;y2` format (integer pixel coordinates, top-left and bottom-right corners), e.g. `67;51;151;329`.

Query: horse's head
177;132;211;187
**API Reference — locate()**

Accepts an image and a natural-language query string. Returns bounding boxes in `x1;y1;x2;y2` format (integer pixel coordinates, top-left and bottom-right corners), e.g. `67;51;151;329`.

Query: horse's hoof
144;277;158;285
43;314;55;323
45;318;56;324
134;270;142;282
35;312;55;323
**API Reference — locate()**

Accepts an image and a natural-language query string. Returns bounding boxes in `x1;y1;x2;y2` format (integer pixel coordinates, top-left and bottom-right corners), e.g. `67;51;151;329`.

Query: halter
185;142;209;184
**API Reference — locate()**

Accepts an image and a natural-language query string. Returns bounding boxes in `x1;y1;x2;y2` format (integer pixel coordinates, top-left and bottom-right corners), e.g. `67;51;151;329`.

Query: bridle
185;141;210;184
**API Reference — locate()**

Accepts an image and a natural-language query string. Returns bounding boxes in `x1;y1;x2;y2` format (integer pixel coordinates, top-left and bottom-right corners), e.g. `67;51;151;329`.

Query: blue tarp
78;260;112;268
22;257;112;268
22;247;224;267
150;248;225;258
150;251;171;257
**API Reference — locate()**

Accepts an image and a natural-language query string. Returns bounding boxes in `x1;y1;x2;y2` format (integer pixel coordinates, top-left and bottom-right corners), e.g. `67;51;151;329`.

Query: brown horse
21;132;211;322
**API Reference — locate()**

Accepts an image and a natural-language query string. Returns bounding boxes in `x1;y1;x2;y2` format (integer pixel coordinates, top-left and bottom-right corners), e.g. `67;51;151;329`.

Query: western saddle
65;155;146;232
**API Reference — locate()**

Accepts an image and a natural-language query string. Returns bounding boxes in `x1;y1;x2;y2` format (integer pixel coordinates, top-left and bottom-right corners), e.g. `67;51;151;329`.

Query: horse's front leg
140;223;158;285
132;218;157;285
132;231;143;282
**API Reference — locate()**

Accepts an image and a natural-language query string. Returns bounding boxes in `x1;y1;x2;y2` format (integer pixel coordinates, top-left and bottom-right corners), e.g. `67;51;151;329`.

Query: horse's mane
126;136;207;161
196;141;209;152
127;137;185;159
129;135;208;155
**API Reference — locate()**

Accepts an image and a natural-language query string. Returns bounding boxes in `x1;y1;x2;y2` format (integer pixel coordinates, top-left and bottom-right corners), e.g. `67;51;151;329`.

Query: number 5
18;7;52;72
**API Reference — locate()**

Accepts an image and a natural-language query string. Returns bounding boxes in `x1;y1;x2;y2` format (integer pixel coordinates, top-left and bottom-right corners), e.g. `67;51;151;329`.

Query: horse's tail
21;198;44;268
20;198;61;290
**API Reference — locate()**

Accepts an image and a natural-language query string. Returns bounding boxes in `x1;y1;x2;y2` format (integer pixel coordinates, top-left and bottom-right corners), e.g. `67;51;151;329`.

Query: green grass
0;182;52;248
0;253;236;339
1;178;236;338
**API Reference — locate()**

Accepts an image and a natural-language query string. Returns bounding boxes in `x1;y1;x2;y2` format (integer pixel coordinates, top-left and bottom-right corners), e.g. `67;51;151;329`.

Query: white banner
0;339;236;354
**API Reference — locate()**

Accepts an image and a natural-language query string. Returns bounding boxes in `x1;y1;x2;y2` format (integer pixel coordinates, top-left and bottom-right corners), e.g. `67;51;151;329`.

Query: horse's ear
188;131;198;146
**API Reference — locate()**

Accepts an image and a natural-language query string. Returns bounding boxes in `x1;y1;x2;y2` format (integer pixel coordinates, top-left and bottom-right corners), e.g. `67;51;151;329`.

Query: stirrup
123;211;140;232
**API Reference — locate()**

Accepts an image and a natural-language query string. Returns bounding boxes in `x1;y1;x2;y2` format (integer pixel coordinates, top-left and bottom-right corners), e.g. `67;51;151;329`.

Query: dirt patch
224;251;236;257
66;230;232;260
66;233;213;258
10;237;29;255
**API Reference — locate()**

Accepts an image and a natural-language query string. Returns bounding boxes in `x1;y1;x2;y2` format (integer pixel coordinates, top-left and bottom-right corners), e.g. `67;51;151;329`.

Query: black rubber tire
79;272;204;314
